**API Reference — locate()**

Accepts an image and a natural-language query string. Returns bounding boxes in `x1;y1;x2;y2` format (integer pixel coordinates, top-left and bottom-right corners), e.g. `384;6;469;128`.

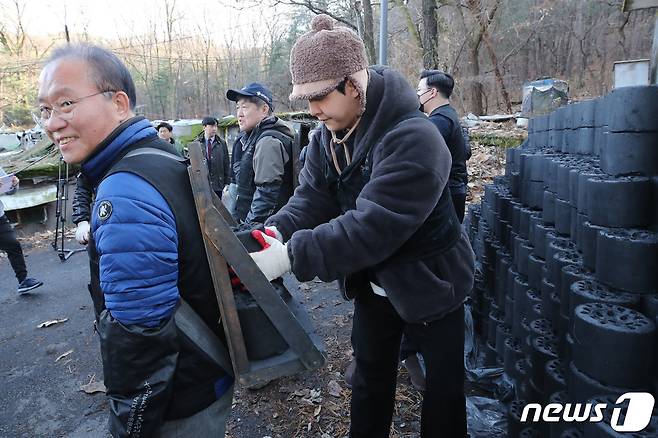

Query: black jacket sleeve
72;173;93;224
222;140;230;190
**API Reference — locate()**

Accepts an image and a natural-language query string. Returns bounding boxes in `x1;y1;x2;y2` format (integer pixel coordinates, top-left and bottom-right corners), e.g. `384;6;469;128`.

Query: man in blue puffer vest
37;44;233;437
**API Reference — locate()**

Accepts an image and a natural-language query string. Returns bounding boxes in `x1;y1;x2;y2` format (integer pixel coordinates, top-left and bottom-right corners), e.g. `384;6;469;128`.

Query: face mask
417;88;432;114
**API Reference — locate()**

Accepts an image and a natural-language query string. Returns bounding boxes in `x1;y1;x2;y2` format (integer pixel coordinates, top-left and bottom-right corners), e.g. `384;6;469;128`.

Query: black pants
350;291;466;437
0;214;27;283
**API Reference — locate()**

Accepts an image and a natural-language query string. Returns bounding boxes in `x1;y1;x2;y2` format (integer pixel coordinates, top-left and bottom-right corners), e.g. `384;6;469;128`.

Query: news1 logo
520;393;655;432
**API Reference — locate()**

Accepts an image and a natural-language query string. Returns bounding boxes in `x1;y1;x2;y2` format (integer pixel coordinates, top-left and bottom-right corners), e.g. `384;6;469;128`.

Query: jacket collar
81;116;157;186
429;103;450;117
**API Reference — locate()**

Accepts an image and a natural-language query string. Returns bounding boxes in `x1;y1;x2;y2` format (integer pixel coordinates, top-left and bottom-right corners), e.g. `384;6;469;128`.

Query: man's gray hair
46;44;137;109
241;95;273;116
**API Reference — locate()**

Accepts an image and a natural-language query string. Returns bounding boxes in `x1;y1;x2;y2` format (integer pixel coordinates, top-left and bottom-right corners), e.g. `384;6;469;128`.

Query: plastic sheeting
464;303;512;437
521;78;569;117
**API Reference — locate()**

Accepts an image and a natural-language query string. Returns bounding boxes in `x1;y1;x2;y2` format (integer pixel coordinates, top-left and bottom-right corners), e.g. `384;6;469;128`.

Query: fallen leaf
80;381;106;394
292;389;309;397
314;405;322;417
38;318;68;328
55;349;73;362
327;380;342;397
299;283;311;290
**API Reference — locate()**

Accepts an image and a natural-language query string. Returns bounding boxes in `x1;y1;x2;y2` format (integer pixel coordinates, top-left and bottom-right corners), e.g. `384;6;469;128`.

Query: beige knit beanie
289;14;369;103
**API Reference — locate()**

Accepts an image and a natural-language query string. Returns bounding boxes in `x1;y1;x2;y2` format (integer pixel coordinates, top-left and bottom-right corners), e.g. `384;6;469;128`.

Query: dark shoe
18;278;43;295
344;357;356;388
402;354;426;391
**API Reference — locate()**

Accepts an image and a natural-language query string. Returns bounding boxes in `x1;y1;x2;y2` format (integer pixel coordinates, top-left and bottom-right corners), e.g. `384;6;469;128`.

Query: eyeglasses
33;90;116;127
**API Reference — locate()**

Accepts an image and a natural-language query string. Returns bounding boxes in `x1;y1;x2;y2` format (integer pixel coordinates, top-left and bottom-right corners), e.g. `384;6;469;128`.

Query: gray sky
7;0;280;43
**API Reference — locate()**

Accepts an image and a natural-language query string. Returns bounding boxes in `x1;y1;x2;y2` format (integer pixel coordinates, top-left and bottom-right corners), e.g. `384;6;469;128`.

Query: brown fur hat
289;14;369;102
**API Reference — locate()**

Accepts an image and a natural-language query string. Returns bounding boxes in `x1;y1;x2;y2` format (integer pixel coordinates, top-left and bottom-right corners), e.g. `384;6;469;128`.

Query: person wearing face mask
248;15;475;438
417;70;470;222
394;71;474;391
225;83;295;225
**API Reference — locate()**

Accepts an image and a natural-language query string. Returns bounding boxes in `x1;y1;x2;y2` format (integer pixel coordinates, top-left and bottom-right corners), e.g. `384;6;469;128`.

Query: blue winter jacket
84;118;179;326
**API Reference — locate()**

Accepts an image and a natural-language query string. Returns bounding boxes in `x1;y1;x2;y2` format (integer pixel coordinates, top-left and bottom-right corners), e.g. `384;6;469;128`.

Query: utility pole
378;0;388;65
649;12;658;85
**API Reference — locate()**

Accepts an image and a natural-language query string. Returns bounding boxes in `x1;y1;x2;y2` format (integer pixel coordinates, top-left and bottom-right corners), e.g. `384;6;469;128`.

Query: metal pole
378;0;388;65
649;12;658;85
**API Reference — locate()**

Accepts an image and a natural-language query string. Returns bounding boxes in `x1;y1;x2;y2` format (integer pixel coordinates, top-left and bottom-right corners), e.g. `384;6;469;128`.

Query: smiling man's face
38;58;125;164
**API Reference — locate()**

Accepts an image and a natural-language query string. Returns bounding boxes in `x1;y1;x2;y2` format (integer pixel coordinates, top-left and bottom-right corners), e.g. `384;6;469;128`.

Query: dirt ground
225;278;426;438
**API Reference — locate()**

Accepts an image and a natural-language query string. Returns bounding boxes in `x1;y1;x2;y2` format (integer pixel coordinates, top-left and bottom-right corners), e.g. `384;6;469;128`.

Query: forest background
0;0;655;128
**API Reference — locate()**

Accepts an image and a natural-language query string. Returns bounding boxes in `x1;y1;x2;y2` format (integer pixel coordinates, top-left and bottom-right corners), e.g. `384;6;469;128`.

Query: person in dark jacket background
225;82;295;225
37;43;233;437
397;69;472;391
156;121;185;156
417;69;470;222
195;116;230;198
249;15;475;438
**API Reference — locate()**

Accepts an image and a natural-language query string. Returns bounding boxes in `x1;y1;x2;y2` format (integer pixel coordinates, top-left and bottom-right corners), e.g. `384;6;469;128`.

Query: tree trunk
482;31;512;113
421;0;438;68
361;0;377;64
469;45;484;115
392;0;422;55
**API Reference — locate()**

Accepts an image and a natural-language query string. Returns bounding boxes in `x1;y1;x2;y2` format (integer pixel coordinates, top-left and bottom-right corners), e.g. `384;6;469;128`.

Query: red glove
228;265;247;292
251;228;277;250
230;229;277;292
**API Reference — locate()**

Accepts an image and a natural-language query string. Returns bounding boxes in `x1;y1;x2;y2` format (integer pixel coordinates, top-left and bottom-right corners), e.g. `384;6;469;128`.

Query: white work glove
249;231;291;281
265;225;283;242
75;221;90;245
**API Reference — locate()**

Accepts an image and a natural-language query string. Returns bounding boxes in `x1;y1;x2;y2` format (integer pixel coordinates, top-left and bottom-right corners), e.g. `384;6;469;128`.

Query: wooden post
188;142;249;376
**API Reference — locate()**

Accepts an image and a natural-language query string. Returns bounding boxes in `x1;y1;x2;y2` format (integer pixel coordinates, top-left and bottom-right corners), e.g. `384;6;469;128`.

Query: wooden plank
188;142;324;370
187;140;325;384
211;189;236;226
198;210;325;371
187;142;250;376
292;128;301;189
623;0;658;11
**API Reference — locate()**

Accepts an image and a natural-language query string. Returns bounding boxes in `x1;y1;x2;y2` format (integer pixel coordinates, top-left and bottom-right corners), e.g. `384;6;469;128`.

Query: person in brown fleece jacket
249;14;475;438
